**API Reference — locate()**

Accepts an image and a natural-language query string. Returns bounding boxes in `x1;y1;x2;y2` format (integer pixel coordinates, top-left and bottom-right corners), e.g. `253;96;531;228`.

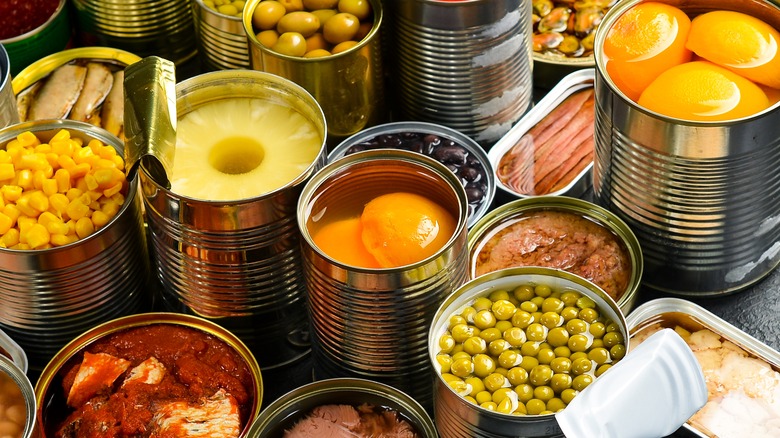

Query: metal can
139;70;327;403
0;327;27;374
0;120;151;375
627;297;780;438
297;149;470;411
386;0;534;147
328;121;496;228
192;0;251;71
0;44;18;130
592;0;780;296
245;378;438;437
243;0;386;146
0;354;37;438
34;312;263;437
0;0;70;76
429;266;629;438
70;0;197;66
468;196;642;314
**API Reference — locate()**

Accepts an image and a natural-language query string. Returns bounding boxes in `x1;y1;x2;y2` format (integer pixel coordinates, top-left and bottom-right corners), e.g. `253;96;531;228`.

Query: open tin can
592;0;780;296
0;354;36;438
192;0;251;70
298;148;470;411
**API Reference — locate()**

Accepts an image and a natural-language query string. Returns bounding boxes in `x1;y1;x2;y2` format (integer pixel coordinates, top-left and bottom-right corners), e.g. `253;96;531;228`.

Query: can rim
0;353;36;438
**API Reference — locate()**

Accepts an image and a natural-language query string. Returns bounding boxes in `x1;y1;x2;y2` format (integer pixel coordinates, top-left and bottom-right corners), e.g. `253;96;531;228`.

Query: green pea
475;390;492;404
479;327;502;342
451;357;473;378
451;323;476;343
473;353;496;377
519;355;539;372
492;299;517;321
579;307;599;323
520;340;541;357
498;349;521;369
483;372;507;392
526;323;547;342
547;397;566;412
530;296;545;308
540;311;562;329
272;31;308;56
488;338;510;357
473;309;497;329
463;336;487;355
610;343;627;360
550;356;571;374
507;366;529;386
565;318;587;335
560;291;581;307
561;306;580;321
589;321;606;338
595;363;612;377
534;284;552;297
553;346;571;358
588;347;610;364
514;383;534;403
541;297;564;313
511;310;533;329
519;300;538;313
436;354;453;373
560;388;578;404
603;331;624;348
571;357;592;375
488;289;511;302
504;326;527;346
572;374;593;391
495;320;514;333
526;398;547;415
465;376;485;397
513;285;535;302
576;295;596;309
439;334;455;353
472;297;492;311
448;314;467;329
547;327;570;347
537;348;555;365
568;334;591;352
533;385;555;402
550;373;573;393
529;364;553;386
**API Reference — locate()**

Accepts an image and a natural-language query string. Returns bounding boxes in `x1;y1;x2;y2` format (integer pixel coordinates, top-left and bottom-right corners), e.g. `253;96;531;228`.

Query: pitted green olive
322;12;359;44
253;1;286;30
272;32;308;56
277;11;320;37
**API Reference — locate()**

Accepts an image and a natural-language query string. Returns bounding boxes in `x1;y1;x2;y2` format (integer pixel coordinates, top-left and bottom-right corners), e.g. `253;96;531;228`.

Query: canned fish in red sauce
468;196;642;314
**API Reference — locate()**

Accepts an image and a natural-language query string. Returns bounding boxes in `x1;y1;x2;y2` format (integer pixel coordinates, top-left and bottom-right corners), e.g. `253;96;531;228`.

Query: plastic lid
556;328;707;438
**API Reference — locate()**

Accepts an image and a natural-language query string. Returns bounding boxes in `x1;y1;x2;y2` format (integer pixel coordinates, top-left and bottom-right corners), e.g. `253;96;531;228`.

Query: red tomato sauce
0;0;60;40
50;324;255;438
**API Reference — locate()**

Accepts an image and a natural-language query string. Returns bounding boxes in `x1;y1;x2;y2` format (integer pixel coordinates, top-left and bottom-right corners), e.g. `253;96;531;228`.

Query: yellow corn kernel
73;146;95;164
75;217;95;239
16;131;40;148
28;191;49;213
50;138;72;156
101;200;120;217
50;129;70;143
2;185;22;202
42;178;58;196
0;150;10;164
45;152;59;169
0;163;14;180
78;192;92;206
56;153;76;170
38;211;58;227
84;174;99;191
45;219;69;235
92;168;115;189
94;158;116;170
65;188;82;201
111;155;125;170
104;182;123;198
18;153;48;171
50;233;77;247
0;212;12;234
3;204;20;222
54;168;72;193
17;216;36;234
98;145;117;159
2;228;19;247
34;142;52;154
12;243;30;250
25;223;50;249
66;219;77;234
49;193;69;216
17;196;39;218
91;210;110;228
66;198;90;221
75;177;88;193
69;162;90;179
16;169;33;190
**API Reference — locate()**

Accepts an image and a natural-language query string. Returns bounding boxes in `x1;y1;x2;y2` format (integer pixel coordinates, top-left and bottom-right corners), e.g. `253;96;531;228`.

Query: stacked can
70;0;198;66
192;0;251;70
386;0;534;147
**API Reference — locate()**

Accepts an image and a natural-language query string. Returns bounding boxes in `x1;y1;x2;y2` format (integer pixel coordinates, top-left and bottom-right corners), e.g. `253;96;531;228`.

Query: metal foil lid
123;56;176;188
555;328;708;438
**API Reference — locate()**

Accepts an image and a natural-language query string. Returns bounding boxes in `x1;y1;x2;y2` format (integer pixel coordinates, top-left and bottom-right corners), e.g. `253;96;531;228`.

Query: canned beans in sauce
0;370;26;438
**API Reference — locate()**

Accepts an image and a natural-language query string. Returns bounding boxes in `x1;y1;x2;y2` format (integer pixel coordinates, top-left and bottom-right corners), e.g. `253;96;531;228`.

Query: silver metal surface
70;0;197;65
140;70;327;375
0;120;150;375
297;149;469;410
0;327;27;374
387;0;533;146
192;0;250;71
328;121;496;228
592;0;780;296
626;297;780;438
246;378;438;438
429;267;629;438
0;45;19;130
0;354;36;438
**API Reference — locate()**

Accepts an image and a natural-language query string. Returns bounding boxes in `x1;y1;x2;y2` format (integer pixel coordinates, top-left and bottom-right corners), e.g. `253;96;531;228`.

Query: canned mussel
13;46;141;141
329;121;496;228
246;378;437;437
468;196;643;315
429;267;629;438
0;120;151;375
627;298;780;438
34;312;262;438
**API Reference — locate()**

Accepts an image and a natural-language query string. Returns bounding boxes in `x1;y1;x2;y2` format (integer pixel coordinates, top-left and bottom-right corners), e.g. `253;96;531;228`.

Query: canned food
627;297;780;438
12;47;141;140
192;0;251;70
70;0;197;66
244;0;386;145
468;196;642;314
386;0;534;146
329;121;496;228
0;328;27;374
489;68;595;202
246;378;437;437
429;266;629;438
0;354;36;438
139;70;327;403
35;312;262;438
0;0;70;76
0;120;151;375
298;148;470;410
592;0;780;295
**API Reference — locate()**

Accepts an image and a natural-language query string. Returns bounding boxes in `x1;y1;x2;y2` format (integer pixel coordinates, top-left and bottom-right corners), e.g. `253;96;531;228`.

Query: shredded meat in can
473;209;631;301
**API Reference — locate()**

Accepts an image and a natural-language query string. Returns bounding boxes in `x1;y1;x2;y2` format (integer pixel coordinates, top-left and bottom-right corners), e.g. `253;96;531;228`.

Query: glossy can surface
429;267;629;438
0;120;150;375
386;0;533;146
298;149;469;411
0;354;36;438
468;196;642;314
592;0;780;296
139;70;327;401
34;312;263;438
192;0;250;70
244;0;386;146
0;44;18;130
245;378;437;437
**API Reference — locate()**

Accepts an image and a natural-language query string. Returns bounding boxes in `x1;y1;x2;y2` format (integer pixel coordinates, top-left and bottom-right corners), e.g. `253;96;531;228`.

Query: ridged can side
592;0;780;296
0;120;151;375
192;0;250;71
